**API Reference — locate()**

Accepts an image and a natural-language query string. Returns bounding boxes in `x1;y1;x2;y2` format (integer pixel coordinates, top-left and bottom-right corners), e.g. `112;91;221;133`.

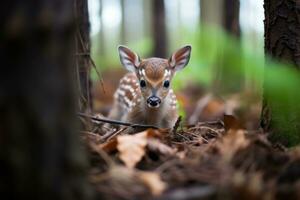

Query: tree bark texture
152;0;167;58
262;0;300;146
0;0;92;199
75;0;92;112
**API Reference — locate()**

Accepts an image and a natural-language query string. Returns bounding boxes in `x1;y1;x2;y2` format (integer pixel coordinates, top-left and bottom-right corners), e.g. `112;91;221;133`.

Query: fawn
108;45;192;129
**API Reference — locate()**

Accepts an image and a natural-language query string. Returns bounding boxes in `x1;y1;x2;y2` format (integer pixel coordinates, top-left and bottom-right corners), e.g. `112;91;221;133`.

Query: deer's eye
140;80;146;88
163;80;170;88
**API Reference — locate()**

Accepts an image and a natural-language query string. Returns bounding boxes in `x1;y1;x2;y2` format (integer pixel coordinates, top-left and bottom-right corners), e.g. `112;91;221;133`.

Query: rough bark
0;0;92;199
75;0;92;112
152;0;167;58
223;0;240;37
262;0;300;146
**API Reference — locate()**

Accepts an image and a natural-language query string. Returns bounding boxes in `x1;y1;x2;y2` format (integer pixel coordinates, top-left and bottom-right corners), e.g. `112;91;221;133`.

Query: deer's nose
147;96;161;107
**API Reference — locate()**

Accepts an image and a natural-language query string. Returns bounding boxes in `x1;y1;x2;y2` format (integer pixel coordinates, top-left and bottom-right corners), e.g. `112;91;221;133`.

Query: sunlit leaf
117;131;148;168
137;171;167;196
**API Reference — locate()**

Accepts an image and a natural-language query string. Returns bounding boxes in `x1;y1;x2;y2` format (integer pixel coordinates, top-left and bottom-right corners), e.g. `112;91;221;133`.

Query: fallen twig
102;127;127;142
172;116;182;135
78;112;159;129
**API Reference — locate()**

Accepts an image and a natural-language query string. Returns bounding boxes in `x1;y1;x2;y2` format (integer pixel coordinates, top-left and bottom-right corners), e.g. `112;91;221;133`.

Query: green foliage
177;101;186;120
263;61;300;146
172;26;264;93
90;35;152;81
91;25;300;146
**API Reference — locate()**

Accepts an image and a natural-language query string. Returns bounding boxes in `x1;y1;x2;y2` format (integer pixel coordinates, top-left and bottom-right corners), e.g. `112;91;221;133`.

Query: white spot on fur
142;69;146;76
123;95;133;107
120;84;135;93
117;89;125;96
123;77;131;82
132;78;137;83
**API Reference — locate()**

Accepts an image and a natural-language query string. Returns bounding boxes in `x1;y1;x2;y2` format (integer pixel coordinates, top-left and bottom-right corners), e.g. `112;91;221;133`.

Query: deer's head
118;45;191;108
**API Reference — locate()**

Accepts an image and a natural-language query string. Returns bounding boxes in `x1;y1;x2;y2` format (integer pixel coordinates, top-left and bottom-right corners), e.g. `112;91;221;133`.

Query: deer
107;45;192;130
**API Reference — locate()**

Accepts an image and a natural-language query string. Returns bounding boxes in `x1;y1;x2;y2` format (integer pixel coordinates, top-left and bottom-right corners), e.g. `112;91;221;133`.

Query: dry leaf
189;94;225;124
176;150;186;159
146;128;168;139
147;138;176;156
137;171;167;196
109;165;135;183
232;171;264;199
224;114;244;131
219;129;249;162
117;131;148;168
100;138;118;153
108;166;167;196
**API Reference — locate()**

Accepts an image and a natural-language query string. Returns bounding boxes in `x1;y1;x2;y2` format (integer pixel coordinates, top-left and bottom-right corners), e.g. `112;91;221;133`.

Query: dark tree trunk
262;0;300;146
0;0;92;199
152;0;167;58
222;0;243;93
75;0;92;112
223;0;240;37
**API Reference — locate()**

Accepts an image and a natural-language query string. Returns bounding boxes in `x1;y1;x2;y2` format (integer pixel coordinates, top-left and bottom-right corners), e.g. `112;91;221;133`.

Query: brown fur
108;58;178;128
109;45;191;129
139;58;169;83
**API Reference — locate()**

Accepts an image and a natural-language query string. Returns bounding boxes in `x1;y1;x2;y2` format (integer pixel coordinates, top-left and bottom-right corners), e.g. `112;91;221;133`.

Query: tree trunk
75;0;92;112
152;0;167;58
143;0;151;46
201;0;243;94
200;0;224;27
223;0;244;93
120;0;127;44
0;0;92;199
262;0;300;146
99;0;105;55
223;0;240;37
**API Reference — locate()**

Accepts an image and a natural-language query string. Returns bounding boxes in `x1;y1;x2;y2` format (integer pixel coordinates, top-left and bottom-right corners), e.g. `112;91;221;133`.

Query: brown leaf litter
81;116;300;200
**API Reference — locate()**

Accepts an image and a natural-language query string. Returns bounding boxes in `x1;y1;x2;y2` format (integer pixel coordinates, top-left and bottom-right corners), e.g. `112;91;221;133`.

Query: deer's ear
118;45;141;72
169;45;191;71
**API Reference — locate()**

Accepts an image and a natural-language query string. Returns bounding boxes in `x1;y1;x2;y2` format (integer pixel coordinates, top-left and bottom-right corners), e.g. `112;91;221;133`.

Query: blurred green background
88;0;264;89
87;0;300;145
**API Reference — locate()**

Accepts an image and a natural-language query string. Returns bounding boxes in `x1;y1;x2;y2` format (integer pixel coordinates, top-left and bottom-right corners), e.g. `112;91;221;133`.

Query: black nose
147;96;161;107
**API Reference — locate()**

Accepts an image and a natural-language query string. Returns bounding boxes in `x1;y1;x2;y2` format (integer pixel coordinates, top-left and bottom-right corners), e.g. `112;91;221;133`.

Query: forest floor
80;70;300;200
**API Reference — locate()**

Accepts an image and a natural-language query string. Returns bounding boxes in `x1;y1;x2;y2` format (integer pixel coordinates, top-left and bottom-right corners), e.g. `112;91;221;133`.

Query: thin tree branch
78;112;159;129
76;27;105;93
74;0;105;95
102;127;127;142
